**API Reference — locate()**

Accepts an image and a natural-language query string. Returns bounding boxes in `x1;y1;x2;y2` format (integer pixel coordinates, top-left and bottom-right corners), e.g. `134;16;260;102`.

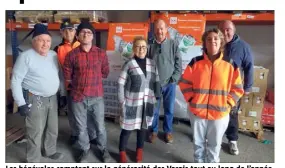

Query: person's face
154;21;167;42
32;34;51;56
219;21;235;43
78;28;93;45
61;28;76;43
133;40;147;59
205;32;221;56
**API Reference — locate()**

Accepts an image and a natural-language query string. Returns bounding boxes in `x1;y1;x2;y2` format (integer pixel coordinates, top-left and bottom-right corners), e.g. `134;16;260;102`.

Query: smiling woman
178;28;244;163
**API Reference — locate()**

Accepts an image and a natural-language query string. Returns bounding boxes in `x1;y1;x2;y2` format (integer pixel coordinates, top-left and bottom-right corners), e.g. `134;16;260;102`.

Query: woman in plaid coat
117;36;161;163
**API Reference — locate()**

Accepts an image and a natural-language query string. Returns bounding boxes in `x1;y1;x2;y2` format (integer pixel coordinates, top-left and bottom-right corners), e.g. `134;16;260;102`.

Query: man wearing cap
54;20;98;146
54;20;80;144
63;21;111;163
11;23;65;162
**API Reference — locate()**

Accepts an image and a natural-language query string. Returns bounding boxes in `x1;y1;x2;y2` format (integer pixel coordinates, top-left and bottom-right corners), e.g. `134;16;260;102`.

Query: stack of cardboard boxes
238;66;269;132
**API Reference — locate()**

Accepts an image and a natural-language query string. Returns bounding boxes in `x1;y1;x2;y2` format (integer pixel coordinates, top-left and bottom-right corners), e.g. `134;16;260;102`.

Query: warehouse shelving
6;11;274;64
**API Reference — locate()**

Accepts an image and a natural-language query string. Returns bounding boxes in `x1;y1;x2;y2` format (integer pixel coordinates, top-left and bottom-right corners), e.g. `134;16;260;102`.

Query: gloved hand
59;96;67;108
18;104;31;116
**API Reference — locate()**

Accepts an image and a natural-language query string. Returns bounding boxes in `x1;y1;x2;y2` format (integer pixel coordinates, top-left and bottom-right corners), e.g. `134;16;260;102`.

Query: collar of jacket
227;34;240;46
203;52;224;65
153;37;168;44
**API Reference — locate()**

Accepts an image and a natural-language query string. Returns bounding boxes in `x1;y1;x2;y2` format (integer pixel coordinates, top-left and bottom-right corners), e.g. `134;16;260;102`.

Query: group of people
10;18;253;163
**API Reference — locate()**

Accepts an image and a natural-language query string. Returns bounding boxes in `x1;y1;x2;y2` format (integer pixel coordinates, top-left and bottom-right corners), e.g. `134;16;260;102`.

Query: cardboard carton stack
238;66;269;132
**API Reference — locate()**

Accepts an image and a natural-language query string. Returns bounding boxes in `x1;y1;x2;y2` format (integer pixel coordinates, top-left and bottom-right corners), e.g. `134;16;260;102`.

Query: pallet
238;127;264;140
6;126;25;146
105;114;120;124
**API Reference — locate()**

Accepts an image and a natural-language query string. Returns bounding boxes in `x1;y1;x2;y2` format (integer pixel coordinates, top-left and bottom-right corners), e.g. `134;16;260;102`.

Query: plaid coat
118;58;160;130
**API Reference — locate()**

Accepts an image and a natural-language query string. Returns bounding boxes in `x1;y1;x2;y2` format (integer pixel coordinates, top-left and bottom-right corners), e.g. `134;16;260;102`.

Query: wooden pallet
238;127;264;140
6;126;25;146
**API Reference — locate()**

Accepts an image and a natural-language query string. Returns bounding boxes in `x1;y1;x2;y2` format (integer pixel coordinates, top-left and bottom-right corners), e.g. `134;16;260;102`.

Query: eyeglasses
79;31;93;36
135;46;147;50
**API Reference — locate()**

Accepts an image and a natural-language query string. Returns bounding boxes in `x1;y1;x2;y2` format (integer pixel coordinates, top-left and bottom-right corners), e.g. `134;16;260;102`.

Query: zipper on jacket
206;62;214;119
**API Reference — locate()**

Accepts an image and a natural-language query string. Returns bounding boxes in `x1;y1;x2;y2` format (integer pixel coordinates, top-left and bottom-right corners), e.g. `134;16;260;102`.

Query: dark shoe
76;150;89;163
149;132;157;143
46;152;64;160
102;149;111;163
69;135;78;145
165;133;174;144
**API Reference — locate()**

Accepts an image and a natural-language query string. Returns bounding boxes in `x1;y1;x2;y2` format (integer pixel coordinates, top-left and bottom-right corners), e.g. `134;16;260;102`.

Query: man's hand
59;96;67;108
18;104;31;116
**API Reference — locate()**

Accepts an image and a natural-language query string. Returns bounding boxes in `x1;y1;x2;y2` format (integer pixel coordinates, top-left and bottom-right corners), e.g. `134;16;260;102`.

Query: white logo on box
116;26;123;33
170;17;178;24
248;111;257;117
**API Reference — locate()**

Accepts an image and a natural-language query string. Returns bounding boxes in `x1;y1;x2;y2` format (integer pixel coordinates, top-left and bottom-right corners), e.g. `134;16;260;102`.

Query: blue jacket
225;34;254;92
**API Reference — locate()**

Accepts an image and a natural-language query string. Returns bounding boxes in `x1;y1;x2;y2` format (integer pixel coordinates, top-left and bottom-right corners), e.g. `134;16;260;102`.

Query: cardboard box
13;102;18;113
252;93;265;108
238;116;250;130
238;108;246;117
240;93;253;109
6;55;13;67
252;66;269;95
239;116;261;131
6;67;12;90
249;118;262;131
245;106;263;120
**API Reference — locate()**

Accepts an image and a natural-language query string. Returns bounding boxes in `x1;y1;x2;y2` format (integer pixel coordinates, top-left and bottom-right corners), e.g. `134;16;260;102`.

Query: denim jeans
151;83;176;133
225;100;240;141
71;97;107;152
189;112;229;163
67;91;96;140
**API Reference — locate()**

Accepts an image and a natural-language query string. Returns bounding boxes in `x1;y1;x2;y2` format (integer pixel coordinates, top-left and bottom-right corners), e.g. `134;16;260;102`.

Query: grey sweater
148;38;182;86
11;48;65;106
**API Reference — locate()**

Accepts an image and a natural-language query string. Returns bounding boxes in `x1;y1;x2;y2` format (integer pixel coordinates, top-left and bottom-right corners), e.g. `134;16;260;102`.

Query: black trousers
225;101;240;141
119;129;145;151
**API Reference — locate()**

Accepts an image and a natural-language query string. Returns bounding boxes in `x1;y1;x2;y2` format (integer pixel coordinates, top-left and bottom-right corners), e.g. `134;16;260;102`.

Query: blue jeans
151;83;176;133
71;97;107;151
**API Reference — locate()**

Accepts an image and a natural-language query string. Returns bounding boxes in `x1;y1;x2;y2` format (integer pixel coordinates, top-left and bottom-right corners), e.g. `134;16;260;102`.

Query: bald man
218;20;254;155
147;19;182;144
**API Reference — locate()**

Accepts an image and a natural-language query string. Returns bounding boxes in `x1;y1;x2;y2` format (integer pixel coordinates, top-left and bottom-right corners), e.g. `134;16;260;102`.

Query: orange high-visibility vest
179;52;244;120
56;41;80;66
55;40;80;90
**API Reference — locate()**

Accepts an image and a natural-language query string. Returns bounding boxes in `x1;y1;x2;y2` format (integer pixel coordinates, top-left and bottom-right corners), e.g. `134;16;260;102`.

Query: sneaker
165;133;173;144
102;149;112;163
76;150;89;163
229;141;239;155
45;152;64;160
149;132;157;143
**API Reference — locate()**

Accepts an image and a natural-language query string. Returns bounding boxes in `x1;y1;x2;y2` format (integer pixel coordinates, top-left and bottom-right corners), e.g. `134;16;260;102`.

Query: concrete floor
6;113;274;163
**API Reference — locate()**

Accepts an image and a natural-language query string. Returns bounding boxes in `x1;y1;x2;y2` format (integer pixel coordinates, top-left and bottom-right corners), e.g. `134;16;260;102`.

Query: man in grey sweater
148;19;182;144
11;23;65;163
